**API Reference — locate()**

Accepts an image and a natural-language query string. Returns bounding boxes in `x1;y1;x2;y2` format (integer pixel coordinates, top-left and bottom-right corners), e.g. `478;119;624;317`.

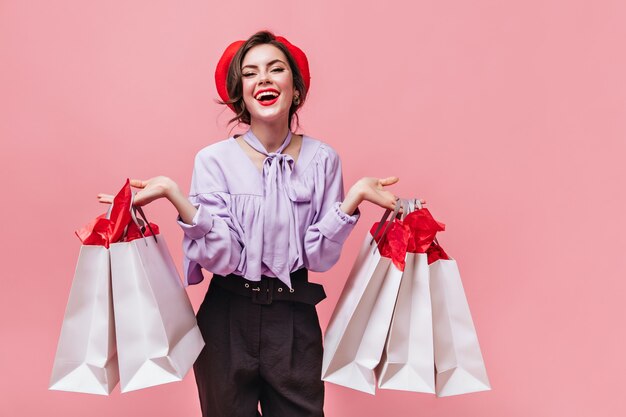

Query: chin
250;109;290;124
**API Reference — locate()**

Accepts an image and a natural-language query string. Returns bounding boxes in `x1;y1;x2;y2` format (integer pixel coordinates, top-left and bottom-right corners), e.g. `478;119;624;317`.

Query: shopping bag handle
400;198;411;221
400;197;425;220
369;198;404;252
107;192;158;245
126;193;158;245
105;201;114;220
130;202;158;245
134;205;157;242
369;196;424;246
368;196;424;251
400;197;421;221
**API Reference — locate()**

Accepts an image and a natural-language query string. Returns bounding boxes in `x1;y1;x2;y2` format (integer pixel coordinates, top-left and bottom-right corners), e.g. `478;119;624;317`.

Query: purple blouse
177;128;361;288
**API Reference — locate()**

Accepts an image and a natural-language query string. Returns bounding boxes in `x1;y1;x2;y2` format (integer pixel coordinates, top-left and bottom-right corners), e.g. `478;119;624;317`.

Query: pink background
1;0;625;416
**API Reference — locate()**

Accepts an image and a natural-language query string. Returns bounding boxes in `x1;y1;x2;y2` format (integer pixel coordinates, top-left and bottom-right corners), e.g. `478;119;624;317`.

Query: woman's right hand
97;176;179;206
98;177;198;225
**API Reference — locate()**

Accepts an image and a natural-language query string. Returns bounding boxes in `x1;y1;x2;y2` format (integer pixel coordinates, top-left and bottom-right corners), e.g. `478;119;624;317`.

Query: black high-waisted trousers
193;269;325;417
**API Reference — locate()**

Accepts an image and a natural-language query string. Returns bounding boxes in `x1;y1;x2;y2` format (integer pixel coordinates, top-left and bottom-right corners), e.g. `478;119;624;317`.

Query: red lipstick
254;88;280;106
258;97;279;106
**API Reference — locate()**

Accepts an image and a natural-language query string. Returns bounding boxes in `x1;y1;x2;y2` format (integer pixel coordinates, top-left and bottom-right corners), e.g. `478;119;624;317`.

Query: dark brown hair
219;31;307;130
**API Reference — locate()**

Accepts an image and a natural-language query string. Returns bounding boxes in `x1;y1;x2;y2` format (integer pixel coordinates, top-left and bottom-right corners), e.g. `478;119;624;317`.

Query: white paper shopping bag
322;204;407;394
429;243;491;397
49;245;119;395
376;199;437;393
110;233;205;393
376;252;435;393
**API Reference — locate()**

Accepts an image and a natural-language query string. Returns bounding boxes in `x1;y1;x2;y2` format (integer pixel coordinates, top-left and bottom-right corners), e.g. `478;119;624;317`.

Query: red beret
215;34;311;112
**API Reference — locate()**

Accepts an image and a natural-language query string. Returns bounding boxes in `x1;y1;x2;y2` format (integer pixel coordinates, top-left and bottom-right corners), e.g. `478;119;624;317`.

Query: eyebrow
241;59;287;70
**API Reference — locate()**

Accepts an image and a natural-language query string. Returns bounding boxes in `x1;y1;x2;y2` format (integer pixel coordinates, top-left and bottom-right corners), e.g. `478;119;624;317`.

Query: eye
242;72;255;78
271;67;285;73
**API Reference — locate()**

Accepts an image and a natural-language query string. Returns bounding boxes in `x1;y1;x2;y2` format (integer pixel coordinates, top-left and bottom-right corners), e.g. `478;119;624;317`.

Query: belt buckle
251;277;273;305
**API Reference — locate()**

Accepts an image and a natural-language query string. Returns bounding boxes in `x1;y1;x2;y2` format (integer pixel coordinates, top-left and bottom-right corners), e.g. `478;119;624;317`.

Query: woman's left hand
340;176;426;215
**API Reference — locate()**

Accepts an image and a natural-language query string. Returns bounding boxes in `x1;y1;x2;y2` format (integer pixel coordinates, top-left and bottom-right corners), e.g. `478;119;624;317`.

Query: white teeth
255;91;279;100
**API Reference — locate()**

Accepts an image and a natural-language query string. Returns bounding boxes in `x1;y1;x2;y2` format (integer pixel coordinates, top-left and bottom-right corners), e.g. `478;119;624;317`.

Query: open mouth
255;90;280;106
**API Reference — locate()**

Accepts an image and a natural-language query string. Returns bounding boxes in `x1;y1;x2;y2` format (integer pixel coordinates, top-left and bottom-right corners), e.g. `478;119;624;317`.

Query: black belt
211;268;326;305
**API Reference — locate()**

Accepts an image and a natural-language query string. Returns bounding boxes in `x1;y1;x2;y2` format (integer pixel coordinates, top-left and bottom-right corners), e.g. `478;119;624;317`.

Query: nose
258;70;272;85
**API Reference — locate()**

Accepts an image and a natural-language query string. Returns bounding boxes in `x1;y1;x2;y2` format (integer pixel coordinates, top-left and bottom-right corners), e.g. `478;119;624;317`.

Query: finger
130;190;146;206
131;196;145;206
131;189;156;207
97;194;114;204
381;197;402;211
378;199;395;211
378;176;399;186
129;178;146;189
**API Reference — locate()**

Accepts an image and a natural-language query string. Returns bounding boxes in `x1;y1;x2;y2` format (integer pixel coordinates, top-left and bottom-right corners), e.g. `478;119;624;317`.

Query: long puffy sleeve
177;149;244;286
303;145;360;272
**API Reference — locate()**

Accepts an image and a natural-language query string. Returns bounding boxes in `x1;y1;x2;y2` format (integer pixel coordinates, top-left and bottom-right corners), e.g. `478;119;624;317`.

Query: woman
99;30;416;417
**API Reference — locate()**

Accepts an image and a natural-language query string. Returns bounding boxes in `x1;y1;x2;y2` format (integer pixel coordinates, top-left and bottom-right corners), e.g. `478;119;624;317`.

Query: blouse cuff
177;203;215;240
317;201;361;244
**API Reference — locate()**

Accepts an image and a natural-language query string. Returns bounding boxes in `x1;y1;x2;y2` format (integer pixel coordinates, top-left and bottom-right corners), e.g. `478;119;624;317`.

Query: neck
249;120;291;153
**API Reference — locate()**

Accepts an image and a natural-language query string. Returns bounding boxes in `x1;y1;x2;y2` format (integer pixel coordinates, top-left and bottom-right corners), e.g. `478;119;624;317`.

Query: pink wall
2;0;625;415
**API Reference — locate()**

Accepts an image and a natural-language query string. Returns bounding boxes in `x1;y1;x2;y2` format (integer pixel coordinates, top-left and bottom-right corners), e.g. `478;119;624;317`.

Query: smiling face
240;44;297;126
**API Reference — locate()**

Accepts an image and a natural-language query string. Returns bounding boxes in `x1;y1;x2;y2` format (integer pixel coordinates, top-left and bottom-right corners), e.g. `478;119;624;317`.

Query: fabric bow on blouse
242;129;307;289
